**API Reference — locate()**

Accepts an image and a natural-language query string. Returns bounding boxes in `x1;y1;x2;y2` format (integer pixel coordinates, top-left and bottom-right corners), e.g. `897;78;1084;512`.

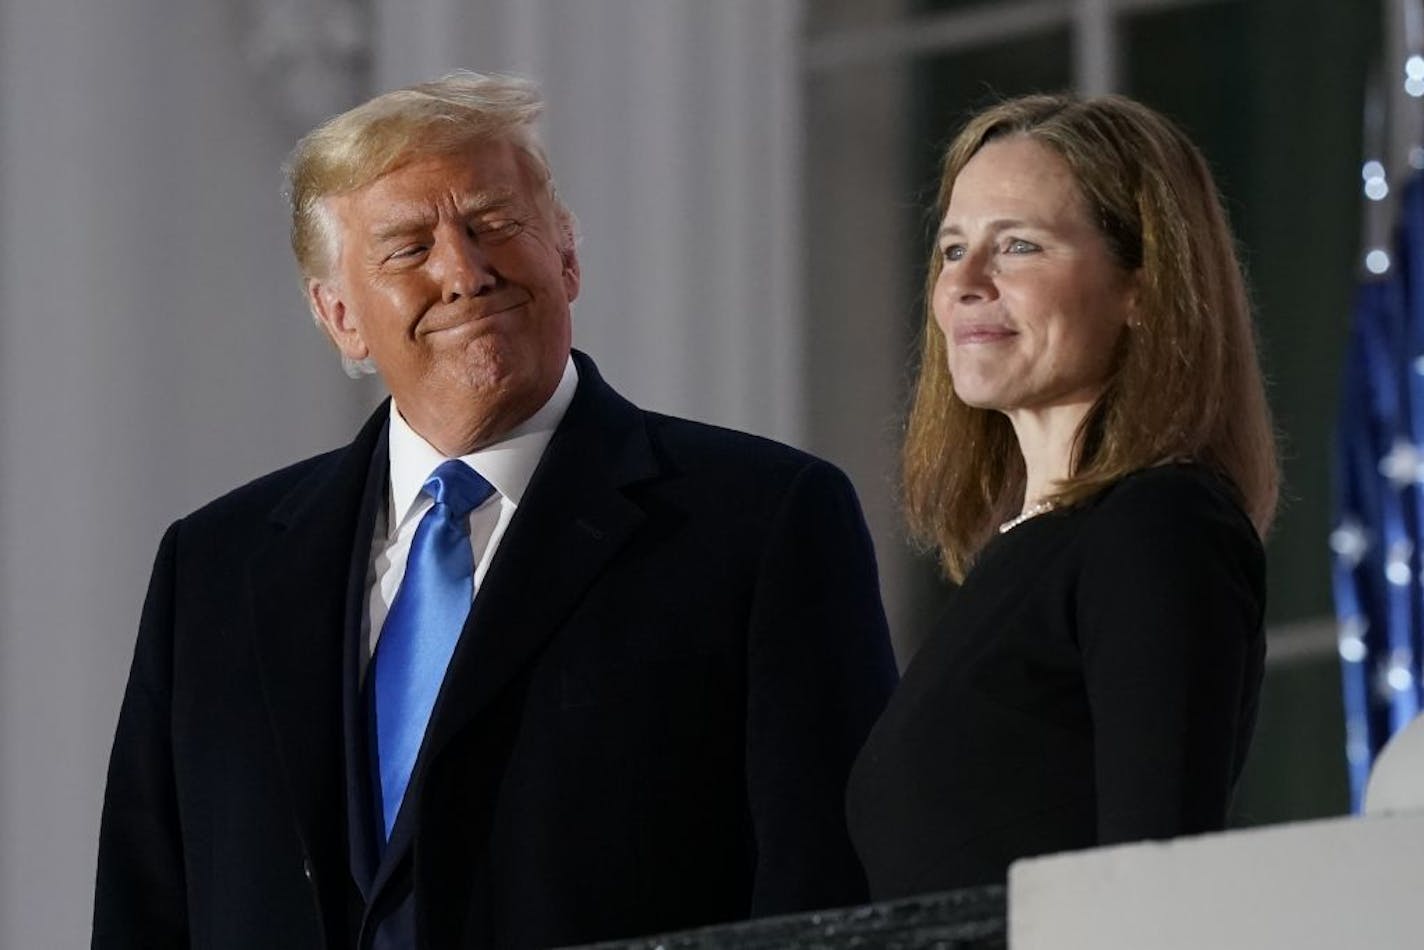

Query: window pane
1123;3;1251;207
803;0;908;35
912;0;1015;13
911;28;1073;214
1127;1;1375;629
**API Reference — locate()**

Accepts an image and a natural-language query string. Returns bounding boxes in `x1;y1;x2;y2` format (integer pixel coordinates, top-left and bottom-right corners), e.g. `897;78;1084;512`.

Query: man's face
309;139;580;454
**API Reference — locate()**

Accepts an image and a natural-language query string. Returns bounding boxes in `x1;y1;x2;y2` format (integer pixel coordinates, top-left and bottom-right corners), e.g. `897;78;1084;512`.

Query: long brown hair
903;93;1278;581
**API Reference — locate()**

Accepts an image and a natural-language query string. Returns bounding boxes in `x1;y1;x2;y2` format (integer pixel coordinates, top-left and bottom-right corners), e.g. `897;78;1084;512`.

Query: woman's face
932;136;1136;420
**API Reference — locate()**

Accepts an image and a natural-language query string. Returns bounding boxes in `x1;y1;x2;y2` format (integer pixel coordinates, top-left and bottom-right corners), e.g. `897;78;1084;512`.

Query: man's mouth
420;298;528;335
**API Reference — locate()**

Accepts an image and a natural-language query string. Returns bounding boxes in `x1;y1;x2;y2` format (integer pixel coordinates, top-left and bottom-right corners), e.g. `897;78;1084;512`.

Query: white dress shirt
362;357;579;674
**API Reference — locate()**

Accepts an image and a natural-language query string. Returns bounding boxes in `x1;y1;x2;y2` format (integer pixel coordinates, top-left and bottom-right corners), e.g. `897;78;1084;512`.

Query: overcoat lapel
247;406;389;880
343;422;392;897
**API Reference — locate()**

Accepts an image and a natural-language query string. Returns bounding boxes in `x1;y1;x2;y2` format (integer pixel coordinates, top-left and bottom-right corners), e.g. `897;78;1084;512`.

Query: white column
0;0;370;943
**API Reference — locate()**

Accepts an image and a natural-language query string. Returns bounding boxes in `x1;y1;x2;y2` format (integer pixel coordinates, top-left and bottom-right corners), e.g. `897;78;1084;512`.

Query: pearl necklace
998;499;1057;534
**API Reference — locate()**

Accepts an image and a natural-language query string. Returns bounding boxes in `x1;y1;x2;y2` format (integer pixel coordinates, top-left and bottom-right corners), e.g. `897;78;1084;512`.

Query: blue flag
1332;172;1424;811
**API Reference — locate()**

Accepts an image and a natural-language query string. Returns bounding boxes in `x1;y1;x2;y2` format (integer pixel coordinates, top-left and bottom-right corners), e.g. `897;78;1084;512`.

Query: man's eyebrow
370;210;436;243
456;190;518;216
368;191;521;243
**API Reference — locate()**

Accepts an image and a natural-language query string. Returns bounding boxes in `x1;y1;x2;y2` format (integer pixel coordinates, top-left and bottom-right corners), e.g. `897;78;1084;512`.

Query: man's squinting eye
477;219;524;241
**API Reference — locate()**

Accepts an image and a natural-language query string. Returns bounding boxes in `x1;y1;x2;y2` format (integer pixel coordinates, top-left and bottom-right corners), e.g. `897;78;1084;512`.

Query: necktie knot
424;460;495;518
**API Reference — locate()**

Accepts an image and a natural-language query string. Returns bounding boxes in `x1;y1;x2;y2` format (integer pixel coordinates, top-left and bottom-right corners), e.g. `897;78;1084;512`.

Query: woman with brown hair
845;93;1278;897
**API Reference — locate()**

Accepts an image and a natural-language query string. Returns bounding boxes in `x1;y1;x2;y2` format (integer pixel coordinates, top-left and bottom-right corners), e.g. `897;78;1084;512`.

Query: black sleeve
93;522;189;949
744;459;899;914
1076;470;1266;844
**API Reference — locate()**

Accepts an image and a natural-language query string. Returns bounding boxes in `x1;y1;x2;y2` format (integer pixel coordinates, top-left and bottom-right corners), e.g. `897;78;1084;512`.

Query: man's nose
433;229;496;303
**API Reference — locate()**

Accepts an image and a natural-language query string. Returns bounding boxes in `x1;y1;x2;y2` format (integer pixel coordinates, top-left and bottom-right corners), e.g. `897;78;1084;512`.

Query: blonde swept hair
285;70;570;282
903;93;1278;582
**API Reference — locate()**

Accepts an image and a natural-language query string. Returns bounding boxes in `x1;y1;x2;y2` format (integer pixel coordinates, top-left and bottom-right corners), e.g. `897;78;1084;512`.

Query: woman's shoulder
1091;462;1250;520
1080;462;1262;556
1071;463;1266;637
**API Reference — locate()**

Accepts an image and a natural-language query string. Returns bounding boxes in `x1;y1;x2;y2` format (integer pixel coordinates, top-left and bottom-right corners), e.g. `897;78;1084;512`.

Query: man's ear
559;229;581;304
307;278;369;361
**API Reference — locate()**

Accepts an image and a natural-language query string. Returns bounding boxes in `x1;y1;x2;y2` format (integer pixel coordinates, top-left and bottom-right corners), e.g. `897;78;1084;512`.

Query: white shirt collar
386;356;579;529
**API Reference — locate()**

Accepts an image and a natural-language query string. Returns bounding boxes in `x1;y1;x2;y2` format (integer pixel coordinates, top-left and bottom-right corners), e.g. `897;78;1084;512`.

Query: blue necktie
372;459;495;841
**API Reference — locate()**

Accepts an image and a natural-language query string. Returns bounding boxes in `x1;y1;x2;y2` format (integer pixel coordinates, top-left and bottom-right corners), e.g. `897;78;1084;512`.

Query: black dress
845;463;1266;898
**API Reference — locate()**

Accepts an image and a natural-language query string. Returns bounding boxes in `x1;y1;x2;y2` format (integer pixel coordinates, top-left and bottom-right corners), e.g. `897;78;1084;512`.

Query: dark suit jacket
94;352;897;949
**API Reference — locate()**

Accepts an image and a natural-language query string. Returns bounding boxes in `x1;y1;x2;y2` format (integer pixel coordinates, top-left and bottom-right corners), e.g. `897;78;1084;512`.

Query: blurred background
0;0;1392;944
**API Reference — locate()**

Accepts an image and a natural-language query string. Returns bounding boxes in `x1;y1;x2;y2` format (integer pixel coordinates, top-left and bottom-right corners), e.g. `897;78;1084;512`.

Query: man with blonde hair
94;72;896;949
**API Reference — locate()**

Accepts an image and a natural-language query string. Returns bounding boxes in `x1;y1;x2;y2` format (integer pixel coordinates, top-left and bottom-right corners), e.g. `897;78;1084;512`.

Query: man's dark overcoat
94;352;897;949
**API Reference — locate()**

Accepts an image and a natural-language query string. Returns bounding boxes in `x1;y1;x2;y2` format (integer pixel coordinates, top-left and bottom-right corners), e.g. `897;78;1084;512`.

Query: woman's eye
1005;238;1039;253
941;244;966;262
